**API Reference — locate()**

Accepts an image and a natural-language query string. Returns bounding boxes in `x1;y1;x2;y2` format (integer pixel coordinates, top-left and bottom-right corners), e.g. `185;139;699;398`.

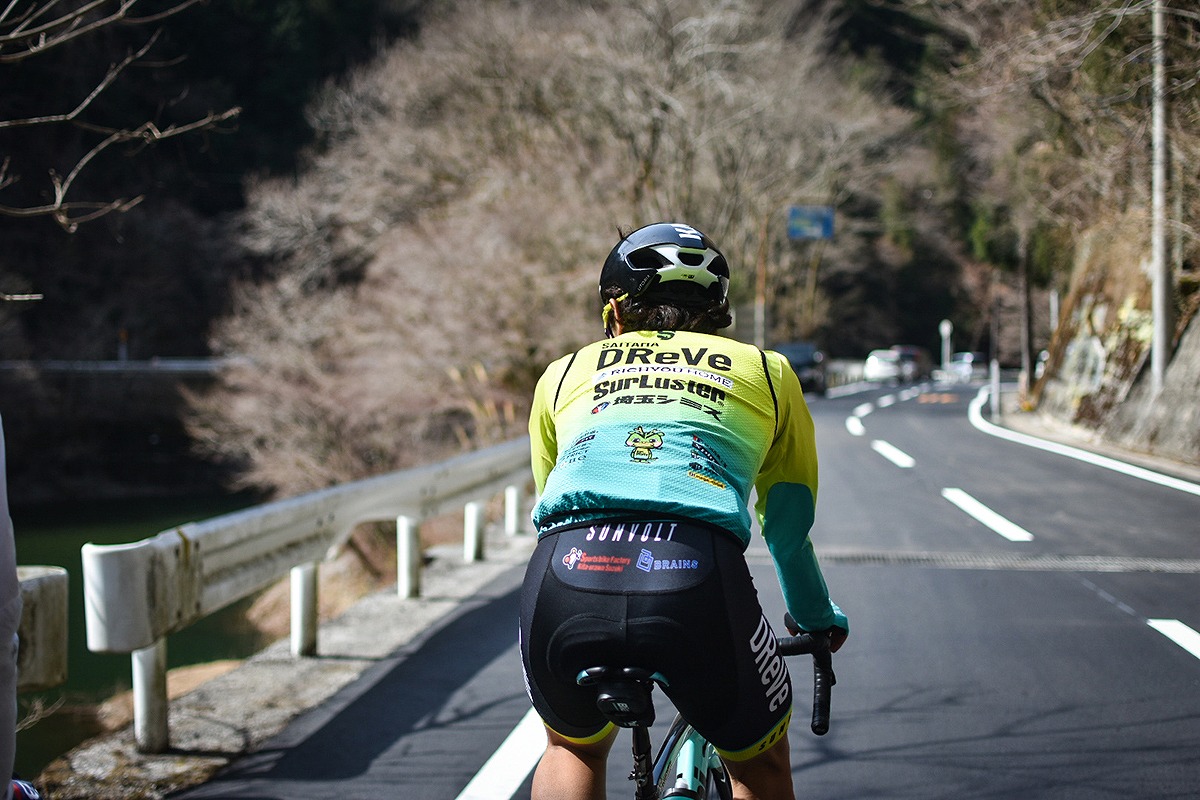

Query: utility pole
1150;0;1172;394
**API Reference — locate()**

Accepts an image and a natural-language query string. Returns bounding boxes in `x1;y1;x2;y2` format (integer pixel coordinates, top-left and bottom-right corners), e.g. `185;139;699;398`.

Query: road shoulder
997;391;1200;485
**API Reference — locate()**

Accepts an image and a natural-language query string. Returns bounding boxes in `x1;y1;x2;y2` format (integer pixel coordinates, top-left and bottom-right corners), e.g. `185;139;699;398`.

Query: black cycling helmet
599;222;730;308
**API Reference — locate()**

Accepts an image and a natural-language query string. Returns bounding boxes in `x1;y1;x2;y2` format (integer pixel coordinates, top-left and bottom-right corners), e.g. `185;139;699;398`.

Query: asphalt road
172;381;1200;799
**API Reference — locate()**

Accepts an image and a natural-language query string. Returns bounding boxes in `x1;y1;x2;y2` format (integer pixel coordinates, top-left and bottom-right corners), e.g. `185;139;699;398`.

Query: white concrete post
16;566;70;693
291;562;319;657
990;360;1001;422
504;485;521;536
132;638;169;753
464;501;484;562
397;516;421;598
939;319;953;374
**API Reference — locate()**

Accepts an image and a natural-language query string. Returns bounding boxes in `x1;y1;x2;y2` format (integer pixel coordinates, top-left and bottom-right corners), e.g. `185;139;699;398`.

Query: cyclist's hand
783;613;847;652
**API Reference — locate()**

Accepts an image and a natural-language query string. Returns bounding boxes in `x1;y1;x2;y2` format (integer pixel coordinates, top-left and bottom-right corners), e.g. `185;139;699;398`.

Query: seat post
630;725;657;800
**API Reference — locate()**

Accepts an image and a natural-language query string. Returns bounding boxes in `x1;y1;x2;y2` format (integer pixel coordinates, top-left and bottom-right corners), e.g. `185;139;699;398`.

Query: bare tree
912;0;1200;419
0;0;239;231
916;0;1200;248
190;0;922;495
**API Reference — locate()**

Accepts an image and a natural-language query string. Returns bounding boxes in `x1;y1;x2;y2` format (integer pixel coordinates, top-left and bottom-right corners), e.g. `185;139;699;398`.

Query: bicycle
576;616;836;799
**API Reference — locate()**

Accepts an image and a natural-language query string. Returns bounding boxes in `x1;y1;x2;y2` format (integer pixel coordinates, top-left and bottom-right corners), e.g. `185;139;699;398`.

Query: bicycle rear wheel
652;714;732;800
702;763;733;800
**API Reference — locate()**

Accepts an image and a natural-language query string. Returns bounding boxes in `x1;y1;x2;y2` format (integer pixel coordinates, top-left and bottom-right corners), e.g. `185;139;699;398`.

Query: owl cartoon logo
626;426;664;462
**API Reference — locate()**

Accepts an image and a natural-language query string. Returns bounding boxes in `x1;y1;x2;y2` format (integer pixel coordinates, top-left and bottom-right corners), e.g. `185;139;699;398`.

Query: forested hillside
187;0;952;495
1;0;1197;501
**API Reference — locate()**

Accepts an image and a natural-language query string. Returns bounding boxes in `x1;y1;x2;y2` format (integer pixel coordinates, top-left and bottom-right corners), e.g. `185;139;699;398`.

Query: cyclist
519;222;848;800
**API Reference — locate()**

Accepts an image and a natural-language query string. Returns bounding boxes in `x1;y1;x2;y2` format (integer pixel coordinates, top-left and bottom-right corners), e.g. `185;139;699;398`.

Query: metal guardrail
82;437;533;753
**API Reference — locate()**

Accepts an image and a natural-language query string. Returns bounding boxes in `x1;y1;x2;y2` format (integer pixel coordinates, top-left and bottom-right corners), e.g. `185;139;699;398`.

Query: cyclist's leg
722;736;794;800
654;529;795;799
531;725;618;800
520;529;622;800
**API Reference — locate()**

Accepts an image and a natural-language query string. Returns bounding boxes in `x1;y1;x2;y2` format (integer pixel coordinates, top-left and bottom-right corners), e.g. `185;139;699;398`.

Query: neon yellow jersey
529;330;846;633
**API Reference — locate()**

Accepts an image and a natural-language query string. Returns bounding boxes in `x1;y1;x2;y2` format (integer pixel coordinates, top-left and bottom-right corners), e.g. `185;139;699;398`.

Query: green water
9;493;273;778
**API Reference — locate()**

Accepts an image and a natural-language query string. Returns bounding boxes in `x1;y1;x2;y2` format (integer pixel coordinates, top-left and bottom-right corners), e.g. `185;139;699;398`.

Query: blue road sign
787;205;835;240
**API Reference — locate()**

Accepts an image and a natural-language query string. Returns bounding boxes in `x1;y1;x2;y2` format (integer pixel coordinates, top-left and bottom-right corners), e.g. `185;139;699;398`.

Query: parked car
770;341;828;395
863;349;901;382
890;345;933;382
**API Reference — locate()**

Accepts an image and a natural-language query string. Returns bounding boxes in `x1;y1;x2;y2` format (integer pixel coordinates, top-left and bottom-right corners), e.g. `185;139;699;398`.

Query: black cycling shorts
518;519;792;760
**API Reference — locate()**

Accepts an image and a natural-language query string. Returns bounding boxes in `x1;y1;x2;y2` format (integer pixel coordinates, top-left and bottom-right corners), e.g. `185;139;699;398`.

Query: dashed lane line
871;440;915;468
1148;619;1200;661
941;487;1035;542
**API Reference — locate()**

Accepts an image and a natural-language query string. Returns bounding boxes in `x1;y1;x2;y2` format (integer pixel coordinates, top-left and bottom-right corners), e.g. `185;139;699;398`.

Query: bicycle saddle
576;666;664;728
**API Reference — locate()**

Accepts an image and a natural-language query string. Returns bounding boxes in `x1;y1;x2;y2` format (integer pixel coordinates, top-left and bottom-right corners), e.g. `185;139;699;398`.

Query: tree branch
0;1;204;63
0;28;158;129
0;106;240;231
1;0;240;230
1;1;136;62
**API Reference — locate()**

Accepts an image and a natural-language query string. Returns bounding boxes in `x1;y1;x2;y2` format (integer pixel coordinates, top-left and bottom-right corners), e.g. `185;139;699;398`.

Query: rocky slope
1034;211;1199;467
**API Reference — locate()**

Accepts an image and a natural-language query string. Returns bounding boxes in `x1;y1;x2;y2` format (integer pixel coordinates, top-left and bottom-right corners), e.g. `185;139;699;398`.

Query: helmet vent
628;249;669;271
677;251;704;267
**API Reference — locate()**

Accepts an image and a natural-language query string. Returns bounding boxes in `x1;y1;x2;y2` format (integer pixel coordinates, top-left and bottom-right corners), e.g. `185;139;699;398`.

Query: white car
863;349;901;382
949;351;986;383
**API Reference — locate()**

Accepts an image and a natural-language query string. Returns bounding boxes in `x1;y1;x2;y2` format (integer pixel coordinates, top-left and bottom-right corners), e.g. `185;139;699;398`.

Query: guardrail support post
16;566;70;693
464;501;484;562
397;516;421;598
989;359;1001;421
291;562;319;657
504;485;522;536
132;638;169;753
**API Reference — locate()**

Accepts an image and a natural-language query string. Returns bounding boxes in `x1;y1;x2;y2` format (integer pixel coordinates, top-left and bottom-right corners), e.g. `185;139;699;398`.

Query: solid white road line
454;707;545;800
968;388;1200;498
871;440;915;468
941;488;1034;542
1147;619;1200;661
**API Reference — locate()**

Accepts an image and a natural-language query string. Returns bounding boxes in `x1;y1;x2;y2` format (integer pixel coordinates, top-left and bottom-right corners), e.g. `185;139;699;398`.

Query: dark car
770;341;827;395
890;345;933;382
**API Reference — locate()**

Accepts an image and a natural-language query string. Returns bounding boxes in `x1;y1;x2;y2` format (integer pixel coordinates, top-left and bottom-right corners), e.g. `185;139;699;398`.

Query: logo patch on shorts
551;524;714;592
563;547;584;569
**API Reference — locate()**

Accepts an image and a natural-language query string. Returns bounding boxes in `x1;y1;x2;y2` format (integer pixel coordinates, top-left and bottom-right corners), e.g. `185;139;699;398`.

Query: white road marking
846;401;874;437
941;488;1034;542
877;394;897;408
826;382;872;399
871;440;915;468
1147;619;1200;661
454;707;545;800
968;388;1200;498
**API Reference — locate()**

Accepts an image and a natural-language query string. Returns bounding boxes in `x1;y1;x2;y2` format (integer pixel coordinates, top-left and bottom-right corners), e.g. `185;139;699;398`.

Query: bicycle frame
649;713;732;800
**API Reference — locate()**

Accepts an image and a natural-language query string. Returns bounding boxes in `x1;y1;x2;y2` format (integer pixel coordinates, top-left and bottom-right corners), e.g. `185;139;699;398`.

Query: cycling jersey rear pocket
550;521;714;593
